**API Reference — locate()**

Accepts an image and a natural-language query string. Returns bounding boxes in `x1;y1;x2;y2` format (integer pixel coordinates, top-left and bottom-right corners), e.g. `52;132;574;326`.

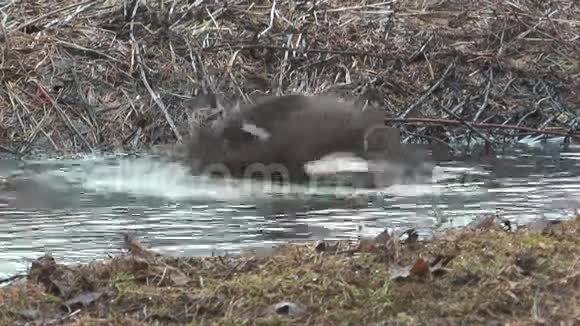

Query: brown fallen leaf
389;258;432;281
410;258;430;277
28;255;80;299
514;252;537;276
357;239;378;253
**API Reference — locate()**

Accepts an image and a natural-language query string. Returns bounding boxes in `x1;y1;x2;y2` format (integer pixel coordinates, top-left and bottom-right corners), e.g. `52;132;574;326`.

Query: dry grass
1;214;579;325
0;0;577;158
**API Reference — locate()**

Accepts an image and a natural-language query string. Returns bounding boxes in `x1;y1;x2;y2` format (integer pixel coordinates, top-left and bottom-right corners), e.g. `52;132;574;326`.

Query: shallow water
1;143;580;278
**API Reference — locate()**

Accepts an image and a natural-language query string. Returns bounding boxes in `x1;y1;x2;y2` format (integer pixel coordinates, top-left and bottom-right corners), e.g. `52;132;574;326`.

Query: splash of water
9;154;448;204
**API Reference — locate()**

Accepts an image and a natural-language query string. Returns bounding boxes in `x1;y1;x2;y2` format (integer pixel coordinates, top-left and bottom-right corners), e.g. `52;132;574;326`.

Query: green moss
205;254;393;322
395;312;415;325
519;234;559;250
449;253;505;276
444;300;476;317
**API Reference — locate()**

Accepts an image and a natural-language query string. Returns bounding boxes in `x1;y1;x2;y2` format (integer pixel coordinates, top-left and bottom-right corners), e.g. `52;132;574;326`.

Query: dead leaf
62;291;103;310
552;271;580;288
140;262;190;287
410;258;430;277
514;252;537;275
269;301;305;317
103;100;122;110
14;309;42;321
390;258;431;281
430;255;455;276
389;264;412;280
430;254;456;268
167;268;190;286
503;55;535;71
357;239;378;252
123;233;158;259
314;241;326;253
527;218;551;234
374;228;394;243
28;255;76;299
48;270;79;299
467;214;498;231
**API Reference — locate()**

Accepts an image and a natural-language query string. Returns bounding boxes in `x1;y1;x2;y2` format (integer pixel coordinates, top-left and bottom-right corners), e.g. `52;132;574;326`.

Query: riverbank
1;214;578;325
0;0;578;159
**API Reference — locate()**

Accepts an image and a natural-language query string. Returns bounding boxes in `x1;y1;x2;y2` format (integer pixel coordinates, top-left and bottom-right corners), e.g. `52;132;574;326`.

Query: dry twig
0;0;576;156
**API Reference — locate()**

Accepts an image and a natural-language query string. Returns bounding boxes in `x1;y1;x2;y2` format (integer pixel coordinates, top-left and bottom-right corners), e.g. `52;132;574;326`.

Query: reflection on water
1;144;580;278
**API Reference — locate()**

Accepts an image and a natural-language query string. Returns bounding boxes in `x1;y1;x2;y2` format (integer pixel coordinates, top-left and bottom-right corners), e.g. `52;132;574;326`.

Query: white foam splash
77;158;246;201
304;152;370;174
20;154;460;203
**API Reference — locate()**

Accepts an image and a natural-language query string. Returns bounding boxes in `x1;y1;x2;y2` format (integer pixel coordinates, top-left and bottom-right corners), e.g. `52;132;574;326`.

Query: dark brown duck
181;94;400;185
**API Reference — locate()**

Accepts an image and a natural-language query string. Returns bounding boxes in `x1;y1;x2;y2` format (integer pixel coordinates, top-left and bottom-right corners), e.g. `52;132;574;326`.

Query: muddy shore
1;214;579;325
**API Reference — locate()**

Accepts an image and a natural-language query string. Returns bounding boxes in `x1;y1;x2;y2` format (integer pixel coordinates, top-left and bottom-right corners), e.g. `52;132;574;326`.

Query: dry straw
0;0;577;158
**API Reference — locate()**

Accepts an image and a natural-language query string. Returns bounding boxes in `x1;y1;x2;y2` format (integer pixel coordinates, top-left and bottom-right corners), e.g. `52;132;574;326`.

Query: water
1;143;580;279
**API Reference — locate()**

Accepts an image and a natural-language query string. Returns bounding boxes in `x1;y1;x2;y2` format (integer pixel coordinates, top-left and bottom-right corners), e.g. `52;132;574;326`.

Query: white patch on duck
241;121;271;141
304;152;370;175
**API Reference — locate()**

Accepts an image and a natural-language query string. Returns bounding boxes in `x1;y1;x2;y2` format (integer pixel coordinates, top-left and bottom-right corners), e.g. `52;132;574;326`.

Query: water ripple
1;148;580;278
